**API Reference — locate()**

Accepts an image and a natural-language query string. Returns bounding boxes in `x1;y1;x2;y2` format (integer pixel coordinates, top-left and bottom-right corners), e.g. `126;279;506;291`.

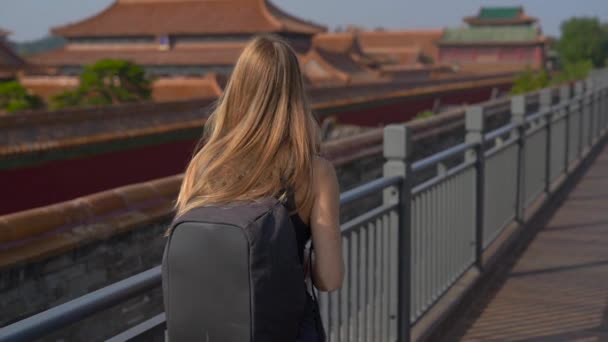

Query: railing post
600;75;606;135
604;85;608;134
585;77;595;145
604;71;608;133
540;89;553;194
592;74;601;141
465;106;485;270
511;95;527;223
383;124;412;342
575;81;585;157
604;80;608;134
561;85;572;174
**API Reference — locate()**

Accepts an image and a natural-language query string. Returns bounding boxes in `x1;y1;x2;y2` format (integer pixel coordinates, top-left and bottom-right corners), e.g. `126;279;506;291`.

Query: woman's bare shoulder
312;156;339;195
312;156;337;181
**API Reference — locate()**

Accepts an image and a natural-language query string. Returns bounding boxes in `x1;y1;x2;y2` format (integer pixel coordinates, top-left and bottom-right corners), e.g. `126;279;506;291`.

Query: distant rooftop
0;29;26;79
464;6;537;26
358;29;444;61
479;7;522;20
441;26;540;45
52;0;327;37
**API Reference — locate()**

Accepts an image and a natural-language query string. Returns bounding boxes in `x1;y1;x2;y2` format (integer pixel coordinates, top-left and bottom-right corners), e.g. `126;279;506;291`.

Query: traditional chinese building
438;7;546;73
29;0;326;79
300;33;380;86
0;29;26;81
358;29;444;66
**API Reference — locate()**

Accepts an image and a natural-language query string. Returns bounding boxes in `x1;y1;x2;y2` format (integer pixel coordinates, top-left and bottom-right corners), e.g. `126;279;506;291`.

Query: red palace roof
358;30;444;62
301;33;381;85
0;28;26;79
52;0;326;37
29;42;247;67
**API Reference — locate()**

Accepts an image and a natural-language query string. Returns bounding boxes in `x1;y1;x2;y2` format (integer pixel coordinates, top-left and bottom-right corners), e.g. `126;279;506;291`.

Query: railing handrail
411;141;476;172
0;267;161;342
0;175;404;342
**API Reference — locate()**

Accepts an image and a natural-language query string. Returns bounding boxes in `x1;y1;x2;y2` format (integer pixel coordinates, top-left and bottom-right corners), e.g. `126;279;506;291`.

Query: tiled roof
20;74;222;101
302;33;380;85
19;76;78;98
440;26;540;44
358;30;444;61
0;174;182;270
28;43;246;66
479;7;522;20
464;6;537;25
153;75;223;101
0;35;25;74
363;46;421;65
312;33;365;55
52;0;326;37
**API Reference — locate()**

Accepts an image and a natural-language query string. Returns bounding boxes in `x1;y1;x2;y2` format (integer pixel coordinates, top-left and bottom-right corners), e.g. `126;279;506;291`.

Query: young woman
174;35;344;340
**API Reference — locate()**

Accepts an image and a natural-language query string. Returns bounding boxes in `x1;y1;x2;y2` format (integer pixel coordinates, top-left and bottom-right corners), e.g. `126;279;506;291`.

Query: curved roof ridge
363;29;444;34
263;0;326;34
52;0;324;37
312;32;361;55
52;2;119;36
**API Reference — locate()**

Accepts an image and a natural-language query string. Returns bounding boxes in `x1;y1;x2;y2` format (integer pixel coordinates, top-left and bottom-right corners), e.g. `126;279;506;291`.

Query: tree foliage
552;60;593;84
51;59;152;109
511;68;550;95
557;17;608;68
0;81;43;113
510;15;607;96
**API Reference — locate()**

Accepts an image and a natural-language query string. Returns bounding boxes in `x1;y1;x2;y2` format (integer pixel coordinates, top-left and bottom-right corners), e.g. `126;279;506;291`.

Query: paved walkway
455;145;608;341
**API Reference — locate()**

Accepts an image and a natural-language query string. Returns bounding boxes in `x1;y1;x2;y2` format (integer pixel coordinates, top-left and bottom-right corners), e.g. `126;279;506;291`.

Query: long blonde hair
175;35;321;217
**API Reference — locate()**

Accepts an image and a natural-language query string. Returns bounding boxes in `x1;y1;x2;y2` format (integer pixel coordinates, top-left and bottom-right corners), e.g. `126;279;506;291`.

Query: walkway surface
453;144;608;341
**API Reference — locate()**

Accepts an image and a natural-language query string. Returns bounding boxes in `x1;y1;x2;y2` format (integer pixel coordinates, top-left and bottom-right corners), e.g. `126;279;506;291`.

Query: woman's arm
308;157;344;292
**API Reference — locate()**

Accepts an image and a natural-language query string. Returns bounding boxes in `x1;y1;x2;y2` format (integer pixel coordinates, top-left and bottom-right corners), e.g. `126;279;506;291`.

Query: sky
0;0;607;42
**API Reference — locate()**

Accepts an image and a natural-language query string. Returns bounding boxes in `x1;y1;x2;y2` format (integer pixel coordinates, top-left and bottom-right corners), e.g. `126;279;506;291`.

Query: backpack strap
277;186;297;213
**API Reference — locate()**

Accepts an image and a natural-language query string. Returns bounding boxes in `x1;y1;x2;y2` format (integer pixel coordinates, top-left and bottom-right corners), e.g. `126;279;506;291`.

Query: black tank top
282;188;311;265
290;213;311;265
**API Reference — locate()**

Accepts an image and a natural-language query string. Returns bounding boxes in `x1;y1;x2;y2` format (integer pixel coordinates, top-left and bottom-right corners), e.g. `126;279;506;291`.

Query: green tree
511;68;551;95
552;60;593;84
51;59;152;109
0;81;43;113
557;17;608;68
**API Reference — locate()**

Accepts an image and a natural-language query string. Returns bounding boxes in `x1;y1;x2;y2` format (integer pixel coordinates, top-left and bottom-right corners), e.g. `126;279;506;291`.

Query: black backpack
162;196;324;342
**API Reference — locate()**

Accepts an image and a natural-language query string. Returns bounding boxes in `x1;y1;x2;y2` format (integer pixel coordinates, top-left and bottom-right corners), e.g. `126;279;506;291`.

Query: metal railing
1;70;608;342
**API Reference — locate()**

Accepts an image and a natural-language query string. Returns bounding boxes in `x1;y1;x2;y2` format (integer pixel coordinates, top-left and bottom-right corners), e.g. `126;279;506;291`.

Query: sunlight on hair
175;35;321;217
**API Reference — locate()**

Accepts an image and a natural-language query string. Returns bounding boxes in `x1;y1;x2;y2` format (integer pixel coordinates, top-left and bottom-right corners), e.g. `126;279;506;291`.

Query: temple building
301;30;448;86
358;30;444;66
301;33;380;86
29;0;326;79
0;29;26;81
438;7;546;73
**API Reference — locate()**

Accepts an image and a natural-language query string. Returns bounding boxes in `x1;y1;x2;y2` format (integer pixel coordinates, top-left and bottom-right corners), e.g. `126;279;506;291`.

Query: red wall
332;82;510;126
0;139;197;216
0;82;512;215
439;45;542;67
